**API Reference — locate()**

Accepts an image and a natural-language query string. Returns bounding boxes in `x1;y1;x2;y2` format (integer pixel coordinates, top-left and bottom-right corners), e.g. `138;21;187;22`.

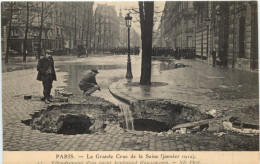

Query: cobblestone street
2;55;259;151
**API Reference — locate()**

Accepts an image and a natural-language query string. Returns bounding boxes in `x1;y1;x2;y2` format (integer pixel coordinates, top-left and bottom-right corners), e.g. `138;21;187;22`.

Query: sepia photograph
1;0;259;163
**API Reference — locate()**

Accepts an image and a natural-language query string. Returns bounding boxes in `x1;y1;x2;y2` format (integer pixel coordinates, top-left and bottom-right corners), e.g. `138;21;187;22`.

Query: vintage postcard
1;1;259;163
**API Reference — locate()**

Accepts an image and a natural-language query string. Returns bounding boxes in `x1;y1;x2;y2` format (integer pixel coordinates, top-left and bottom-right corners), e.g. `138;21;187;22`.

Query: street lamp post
125;13;133;78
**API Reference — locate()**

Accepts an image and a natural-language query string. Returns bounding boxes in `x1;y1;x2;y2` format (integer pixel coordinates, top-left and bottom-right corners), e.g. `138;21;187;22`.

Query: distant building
92;5;140;53
93;4;120;52
161;1;196;49
1;2;94;56
118;9;140;48
153;20;166;47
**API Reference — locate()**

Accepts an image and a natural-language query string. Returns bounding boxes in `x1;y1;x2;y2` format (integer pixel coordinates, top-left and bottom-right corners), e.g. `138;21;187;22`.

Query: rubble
213;132;227;137
223;121;259;135
207;109;217;117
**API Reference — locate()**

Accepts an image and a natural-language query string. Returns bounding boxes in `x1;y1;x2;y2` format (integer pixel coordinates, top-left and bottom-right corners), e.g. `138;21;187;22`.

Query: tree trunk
38;2;44;59
98;15;101;53
81;4;86;45
86;5;90;57
89;5;93;54
139;1;154;85
74;5;77;47
93;13;96;54
5;2;13;64
23;2;29;62
222;2;229;66
103;19;106;54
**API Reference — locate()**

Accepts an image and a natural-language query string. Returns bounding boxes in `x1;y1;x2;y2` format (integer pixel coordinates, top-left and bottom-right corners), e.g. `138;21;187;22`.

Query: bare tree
37;2;53;59
5;2;14;64
103;18;106;53
23;2;29;62
88;4;94;54
139;1;154;85
93;12;97;54
74;3;77;47
86;4;91;57
97;15;102;53
81;4;86;45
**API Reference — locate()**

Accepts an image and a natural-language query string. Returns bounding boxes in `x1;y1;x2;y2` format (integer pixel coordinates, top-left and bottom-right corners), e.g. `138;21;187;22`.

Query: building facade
194;1;258;70
158;1;258;71
161;1;196;49
93;4;120;53
92;5;140;53
1;2;94;56
118;9;140;48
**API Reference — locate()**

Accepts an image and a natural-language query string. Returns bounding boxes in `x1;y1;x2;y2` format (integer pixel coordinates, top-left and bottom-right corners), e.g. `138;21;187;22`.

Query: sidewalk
109;59;259;127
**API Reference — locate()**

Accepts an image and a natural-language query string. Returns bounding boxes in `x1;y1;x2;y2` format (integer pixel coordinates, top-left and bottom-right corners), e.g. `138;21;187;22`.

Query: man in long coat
37;51;57;103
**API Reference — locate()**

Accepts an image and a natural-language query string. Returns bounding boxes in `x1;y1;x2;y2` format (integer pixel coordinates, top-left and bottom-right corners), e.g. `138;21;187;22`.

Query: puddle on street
56;63;127;104
159;60;191;71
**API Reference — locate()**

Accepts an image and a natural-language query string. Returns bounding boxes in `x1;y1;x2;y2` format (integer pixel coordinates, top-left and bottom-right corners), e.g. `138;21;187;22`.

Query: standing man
78;69;101;96
212;47;217;67
219;48;227;67
37;50;57;104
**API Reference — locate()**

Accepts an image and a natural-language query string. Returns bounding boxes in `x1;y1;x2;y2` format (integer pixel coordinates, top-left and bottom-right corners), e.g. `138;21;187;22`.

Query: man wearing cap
78;69;101;96
37;51;57;104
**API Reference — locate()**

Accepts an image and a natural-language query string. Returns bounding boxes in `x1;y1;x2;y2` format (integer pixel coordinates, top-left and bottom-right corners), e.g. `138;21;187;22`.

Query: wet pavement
2;54;259;151
110;58;258;103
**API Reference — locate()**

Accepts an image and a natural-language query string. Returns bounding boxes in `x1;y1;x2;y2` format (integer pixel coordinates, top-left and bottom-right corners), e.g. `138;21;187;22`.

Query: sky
93;1;165;35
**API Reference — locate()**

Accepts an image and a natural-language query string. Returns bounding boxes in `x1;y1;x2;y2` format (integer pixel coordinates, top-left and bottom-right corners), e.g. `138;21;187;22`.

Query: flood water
54;55;185;104
3;54;257;102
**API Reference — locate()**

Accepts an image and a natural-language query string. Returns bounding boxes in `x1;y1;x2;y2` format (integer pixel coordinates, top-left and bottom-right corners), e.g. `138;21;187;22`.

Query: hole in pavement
57;114;92;135
133;118;169;132
22;103;122;135
134;100;212;126
128;100;213;133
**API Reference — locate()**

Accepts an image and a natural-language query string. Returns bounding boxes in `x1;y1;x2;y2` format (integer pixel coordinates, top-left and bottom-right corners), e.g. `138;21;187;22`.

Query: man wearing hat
78;69;101;96
37;50;56;104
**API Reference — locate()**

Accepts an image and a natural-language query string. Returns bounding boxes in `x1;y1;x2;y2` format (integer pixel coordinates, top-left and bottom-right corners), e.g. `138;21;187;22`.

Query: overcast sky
93;1;165;35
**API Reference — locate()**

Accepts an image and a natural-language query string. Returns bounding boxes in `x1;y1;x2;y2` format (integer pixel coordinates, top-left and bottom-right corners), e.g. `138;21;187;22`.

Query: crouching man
78;69;101;96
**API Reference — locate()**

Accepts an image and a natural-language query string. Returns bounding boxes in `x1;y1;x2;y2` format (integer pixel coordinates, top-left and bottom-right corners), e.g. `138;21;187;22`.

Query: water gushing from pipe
119;103;134;130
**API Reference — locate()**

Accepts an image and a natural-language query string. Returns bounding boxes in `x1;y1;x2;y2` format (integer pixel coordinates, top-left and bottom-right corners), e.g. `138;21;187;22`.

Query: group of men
110;47;140;55
212;48;228;67
152;47;196;59
37;51;100;104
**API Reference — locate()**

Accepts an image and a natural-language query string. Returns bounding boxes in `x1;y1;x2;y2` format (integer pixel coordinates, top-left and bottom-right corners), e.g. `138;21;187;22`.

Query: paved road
2;55;259;151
